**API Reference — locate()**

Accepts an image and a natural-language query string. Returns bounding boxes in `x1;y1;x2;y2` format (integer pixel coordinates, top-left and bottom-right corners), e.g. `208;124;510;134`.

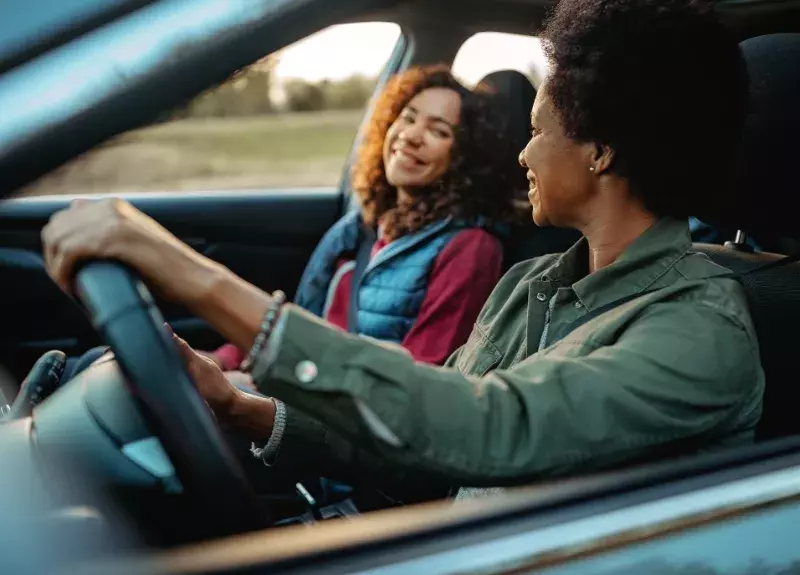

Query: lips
392;147;425;168
527;172;538;195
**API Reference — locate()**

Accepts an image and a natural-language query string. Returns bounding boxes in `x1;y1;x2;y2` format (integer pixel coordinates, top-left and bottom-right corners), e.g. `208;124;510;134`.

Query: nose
399;121;424;145
518;148;528;168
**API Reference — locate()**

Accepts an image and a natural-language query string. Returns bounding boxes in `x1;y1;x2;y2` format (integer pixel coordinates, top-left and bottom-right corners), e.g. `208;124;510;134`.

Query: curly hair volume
541;0;748;221
351;65;527;240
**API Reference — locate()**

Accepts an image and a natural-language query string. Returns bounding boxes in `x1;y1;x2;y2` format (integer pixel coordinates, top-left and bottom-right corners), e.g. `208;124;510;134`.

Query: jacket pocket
456;324;503;377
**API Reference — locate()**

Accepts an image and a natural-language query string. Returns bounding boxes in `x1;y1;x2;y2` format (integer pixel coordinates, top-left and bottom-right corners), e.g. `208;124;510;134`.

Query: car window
16;22;401;197
451;32;548;90
529;499;800;575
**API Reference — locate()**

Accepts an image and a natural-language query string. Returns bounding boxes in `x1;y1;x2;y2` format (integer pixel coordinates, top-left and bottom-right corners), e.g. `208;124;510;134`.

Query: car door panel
0;188;342;381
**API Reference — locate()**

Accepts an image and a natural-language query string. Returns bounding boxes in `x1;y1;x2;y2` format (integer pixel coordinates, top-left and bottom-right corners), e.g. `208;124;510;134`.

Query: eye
432;127;450;138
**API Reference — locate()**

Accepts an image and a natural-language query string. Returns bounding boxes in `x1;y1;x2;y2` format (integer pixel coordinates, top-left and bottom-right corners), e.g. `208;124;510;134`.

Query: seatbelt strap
551;249;800;345
347;226;377;333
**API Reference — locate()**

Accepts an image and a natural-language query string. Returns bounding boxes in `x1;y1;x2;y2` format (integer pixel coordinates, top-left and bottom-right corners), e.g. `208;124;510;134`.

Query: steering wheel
74;261;269;537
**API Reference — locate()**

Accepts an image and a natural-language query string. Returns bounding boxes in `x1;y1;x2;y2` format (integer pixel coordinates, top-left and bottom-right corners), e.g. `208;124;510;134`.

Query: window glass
18;22;401;197
530;500;800;575
452;32;548;90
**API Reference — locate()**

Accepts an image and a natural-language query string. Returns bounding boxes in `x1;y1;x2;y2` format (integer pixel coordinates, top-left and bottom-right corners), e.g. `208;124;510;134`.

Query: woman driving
41;0;763;499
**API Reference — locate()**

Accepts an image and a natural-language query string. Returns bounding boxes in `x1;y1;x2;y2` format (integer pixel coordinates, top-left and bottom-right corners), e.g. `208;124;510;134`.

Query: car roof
1;0;799;197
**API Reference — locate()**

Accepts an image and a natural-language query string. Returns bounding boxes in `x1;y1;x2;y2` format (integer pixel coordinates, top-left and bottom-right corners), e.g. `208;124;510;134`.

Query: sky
272;23;548;88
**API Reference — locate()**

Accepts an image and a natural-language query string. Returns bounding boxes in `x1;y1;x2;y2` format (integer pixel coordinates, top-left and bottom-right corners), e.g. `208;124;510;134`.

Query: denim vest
294;211;485;343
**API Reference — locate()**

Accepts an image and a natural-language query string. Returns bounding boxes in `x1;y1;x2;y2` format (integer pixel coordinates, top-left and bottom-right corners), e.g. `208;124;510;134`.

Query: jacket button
574;301;584;309
536;292;547;302
295;360;318;384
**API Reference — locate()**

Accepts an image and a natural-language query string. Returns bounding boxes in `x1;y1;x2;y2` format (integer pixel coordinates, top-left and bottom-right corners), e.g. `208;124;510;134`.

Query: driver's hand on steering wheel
172;332;276;439
41;198;221;304
172;333;237;415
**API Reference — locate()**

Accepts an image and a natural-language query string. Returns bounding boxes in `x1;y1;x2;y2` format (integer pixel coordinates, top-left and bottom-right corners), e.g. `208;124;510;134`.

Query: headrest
476;70;537;156
727;34;800;242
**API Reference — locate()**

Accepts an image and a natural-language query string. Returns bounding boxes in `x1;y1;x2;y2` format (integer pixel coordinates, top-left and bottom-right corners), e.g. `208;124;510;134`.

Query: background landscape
17;25;545;197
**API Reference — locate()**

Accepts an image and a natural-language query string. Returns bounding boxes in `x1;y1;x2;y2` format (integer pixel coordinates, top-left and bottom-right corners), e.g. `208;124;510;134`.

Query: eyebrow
406;105;455;130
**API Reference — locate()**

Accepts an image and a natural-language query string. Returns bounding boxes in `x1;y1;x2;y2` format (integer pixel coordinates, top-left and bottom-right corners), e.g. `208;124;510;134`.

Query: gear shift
3;351;67;421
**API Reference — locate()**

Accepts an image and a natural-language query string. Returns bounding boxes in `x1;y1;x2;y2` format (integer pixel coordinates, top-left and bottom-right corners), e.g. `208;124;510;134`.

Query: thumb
171;333;197;364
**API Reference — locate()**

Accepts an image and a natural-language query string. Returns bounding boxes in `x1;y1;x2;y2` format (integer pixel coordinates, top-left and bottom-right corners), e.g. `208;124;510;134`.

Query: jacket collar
365;217;455;274
542;218;694;312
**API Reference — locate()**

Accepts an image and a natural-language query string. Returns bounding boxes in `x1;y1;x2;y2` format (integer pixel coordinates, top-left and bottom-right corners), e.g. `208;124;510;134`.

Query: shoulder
313;210;363;252
675;248;734;281
431;229;503;278
441;228;503;256
670;252;753;329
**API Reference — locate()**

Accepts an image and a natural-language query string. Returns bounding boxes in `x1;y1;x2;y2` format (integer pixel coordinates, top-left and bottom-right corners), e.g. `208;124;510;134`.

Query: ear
591;143;615;175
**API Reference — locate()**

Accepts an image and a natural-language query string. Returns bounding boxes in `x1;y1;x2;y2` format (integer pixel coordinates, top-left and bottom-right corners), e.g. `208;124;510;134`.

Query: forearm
183;265;274;355
222;389;276;443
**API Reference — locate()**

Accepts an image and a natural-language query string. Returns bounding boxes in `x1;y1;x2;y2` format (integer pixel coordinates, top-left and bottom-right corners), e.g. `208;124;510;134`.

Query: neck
396;188;414;207
577;195;658;274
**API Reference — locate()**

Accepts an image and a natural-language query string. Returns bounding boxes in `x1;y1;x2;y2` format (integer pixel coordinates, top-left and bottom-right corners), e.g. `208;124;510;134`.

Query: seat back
694;244;800;440
477;69;581;268
698;34;800;440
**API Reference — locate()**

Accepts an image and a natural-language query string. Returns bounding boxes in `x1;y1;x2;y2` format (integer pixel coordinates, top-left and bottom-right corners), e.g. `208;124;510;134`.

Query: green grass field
20;110;363;196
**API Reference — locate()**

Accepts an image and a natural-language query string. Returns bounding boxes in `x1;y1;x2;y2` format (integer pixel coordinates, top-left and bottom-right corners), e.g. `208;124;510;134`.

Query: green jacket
253;218;764;497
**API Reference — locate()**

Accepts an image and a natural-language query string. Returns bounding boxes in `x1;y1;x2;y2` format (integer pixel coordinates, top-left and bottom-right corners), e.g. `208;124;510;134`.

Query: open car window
15;22;402;197
452;31;548;89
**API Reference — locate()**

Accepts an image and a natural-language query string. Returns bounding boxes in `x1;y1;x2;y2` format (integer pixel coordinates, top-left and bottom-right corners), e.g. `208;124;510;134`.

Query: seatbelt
347;226;377;333
551;249;800;346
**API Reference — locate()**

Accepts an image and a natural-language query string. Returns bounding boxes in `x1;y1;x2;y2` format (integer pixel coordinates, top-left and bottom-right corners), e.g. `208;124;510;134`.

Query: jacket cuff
250;399;287;466
250;304;378;439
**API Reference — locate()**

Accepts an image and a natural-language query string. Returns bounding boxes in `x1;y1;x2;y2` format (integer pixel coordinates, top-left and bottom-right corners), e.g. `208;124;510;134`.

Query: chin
531;207;550;227
386;172;411;188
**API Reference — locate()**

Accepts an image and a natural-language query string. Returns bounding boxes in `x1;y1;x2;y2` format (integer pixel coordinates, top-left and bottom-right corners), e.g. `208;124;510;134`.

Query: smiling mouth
393;148;425;167
527;175;538;196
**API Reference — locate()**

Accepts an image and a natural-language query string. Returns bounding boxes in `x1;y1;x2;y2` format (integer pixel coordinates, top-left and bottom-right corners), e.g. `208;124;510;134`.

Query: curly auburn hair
541;0;748;221
351;65;527;240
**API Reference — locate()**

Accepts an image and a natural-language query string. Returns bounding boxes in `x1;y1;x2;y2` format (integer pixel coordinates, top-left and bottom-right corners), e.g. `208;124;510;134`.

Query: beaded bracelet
240;290;286;373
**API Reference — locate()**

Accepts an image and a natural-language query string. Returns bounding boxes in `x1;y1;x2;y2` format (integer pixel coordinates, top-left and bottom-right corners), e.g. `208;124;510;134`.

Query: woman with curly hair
206;66;524;374
43;0;762;501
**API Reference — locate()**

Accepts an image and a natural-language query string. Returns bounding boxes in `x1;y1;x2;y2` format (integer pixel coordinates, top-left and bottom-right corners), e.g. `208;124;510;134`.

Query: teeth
395;150;420;165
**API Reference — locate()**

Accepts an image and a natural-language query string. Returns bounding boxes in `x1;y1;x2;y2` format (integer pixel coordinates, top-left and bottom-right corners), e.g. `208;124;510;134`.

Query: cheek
431;140;455;170
523;137;545;172
383;126;398;162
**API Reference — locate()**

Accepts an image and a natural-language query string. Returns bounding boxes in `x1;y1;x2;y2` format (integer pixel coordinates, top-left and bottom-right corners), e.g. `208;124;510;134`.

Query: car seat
477;70;581;269
693;34;800;441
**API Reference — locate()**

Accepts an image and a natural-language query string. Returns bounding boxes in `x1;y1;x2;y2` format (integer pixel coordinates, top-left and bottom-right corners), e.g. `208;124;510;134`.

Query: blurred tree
177;53;279;118
323;74;377;109
284;79;327;112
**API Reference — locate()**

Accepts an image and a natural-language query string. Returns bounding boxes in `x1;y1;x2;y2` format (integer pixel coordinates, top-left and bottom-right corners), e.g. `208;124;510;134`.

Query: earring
589;166;596;172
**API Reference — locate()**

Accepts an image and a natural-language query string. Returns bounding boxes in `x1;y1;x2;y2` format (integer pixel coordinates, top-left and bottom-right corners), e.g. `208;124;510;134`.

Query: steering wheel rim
75;261;268;537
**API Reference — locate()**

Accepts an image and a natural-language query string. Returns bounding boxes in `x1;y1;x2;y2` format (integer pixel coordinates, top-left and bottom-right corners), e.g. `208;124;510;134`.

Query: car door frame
76;435;800;575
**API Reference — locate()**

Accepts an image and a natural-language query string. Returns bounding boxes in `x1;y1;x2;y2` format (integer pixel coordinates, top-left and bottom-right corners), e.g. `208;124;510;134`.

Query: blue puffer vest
294;210;490;343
